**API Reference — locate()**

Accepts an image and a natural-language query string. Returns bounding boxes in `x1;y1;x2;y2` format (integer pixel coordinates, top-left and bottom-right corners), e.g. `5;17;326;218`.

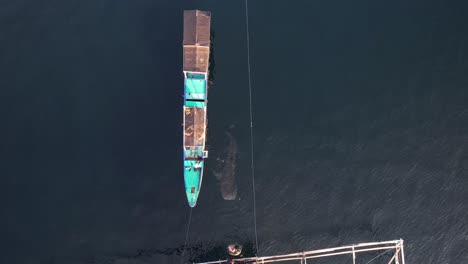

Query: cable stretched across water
363;248;394;264
245;0;259;255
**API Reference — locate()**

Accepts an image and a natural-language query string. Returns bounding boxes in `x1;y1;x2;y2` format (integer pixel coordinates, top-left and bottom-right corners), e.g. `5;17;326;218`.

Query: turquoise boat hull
184;159;204;207
182;10;211;207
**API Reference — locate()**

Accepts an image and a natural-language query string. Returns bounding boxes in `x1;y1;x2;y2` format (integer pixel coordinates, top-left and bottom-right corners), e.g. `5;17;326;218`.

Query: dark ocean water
1;0;468;263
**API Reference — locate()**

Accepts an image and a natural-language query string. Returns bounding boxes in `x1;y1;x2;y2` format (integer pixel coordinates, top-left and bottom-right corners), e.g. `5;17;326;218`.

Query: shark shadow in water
213;131;238;200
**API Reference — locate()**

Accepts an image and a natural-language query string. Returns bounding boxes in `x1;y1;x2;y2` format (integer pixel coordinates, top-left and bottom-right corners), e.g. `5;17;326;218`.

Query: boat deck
184;107;206;148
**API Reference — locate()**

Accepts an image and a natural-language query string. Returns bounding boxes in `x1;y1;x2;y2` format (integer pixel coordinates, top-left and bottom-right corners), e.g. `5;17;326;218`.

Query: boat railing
193;239;405;264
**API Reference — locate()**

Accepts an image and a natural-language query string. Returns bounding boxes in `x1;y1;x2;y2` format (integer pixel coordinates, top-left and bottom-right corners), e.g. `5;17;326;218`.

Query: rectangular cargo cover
183;10;211;73
184;107;206;147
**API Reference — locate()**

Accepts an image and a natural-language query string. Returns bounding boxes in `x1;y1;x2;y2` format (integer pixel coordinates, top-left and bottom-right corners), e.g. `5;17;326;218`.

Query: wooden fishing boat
182;10;211;207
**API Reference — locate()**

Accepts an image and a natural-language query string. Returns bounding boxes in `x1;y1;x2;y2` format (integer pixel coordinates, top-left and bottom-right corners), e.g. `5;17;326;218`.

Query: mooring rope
245;0;259;255
180;207;193;264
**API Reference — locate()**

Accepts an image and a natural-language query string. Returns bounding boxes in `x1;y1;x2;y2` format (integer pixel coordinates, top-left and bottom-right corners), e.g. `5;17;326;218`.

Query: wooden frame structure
194;240;405;264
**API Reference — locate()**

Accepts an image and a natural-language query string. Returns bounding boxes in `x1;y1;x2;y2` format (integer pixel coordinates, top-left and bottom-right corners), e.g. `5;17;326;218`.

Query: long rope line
180;207;193;264
363;248;393;264
245;0;259;255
